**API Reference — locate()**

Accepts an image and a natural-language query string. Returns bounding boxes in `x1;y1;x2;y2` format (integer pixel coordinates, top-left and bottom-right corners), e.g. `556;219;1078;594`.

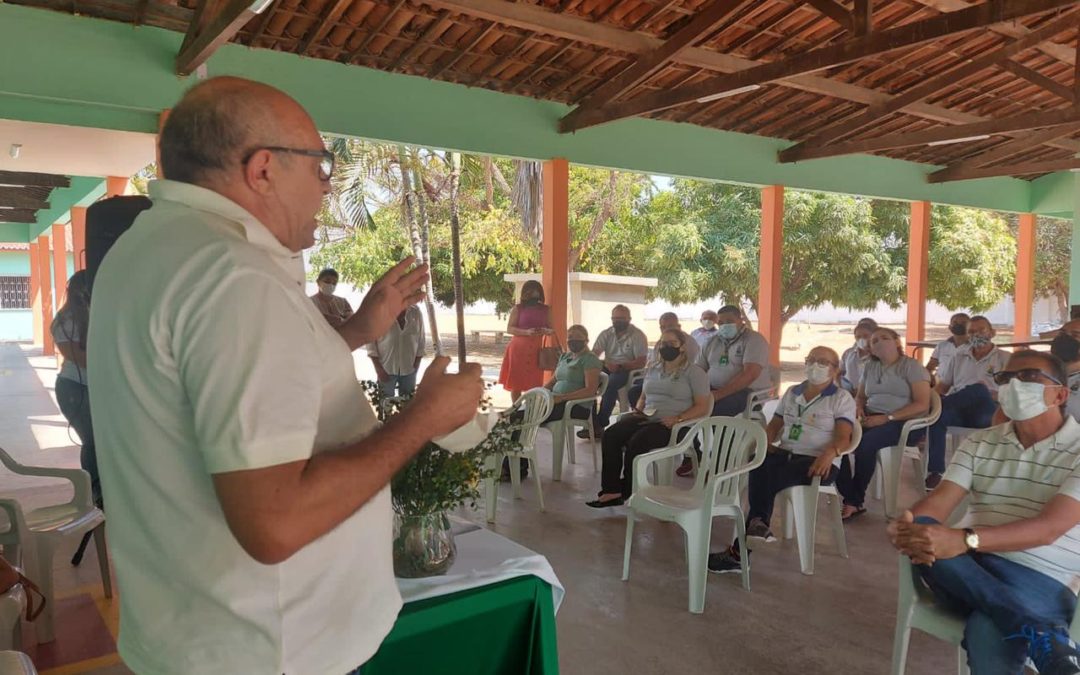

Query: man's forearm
713;369;756;400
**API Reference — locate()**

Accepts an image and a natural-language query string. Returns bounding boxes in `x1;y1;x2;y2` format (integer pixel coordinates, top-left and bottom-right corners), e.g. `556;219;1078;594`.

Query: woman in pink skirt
499;280;554;402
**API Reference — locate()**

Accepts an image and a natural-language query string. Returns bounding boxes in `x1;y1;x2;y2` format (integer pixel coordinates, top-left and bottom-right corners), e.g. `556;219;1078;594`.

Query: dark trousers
835;419;924;508
600;416;677;496
914;516;1077;674
712;388;751;417
747;451;838;526
928;384;997;474
56;376;99;504
593;368;631;431
506;401;593;474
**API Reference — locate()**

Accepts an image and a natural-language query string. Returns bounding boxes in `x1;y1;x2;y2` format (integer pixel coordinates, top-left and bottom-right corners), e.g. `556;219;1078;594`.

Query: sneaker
746;518;776;544
577;428;601;440
676;457;695;478
707;545;748;574
925;472;943;490
1007;625;1080;675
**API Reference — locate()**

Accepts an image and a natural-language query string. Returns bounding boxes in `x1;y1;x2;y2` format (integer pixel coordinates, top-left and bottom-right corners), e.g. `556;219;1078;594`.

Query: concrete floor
0;341;958;674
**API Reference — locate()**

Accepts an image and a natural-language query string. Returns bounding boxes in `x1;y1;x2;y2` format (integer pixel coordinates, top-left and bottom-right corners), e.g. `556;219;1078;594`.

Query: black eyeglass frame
242;146;335;181
992;368;1063;387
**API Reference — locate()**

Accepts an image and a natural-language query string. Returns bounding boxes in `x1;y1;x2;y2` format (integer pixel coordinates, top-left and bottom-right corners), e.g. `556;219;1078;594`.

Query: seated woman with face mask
587;329;712;508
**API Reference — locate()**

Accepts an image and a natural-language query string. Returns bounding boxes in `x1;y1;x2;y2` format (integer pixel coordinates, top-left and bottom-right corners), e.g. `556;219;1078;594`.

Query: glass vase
392;511;457;578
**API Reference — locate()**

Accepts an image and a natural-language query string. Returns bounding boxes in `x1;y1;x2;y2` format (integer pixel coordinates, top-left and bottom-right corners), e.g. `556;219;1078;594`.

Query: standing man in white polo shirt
88;77;485;675
926;315;1011;489
889;350;1080;675
368;305;426;397
708;346;855;573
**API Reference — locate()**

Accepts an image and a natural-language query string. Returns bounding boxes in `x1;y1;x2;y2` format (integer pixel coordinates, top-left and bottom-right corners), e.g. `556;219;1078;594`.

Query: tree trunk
450;153;467;368
482;156;494;210
568;170;619;270
398;145;442;356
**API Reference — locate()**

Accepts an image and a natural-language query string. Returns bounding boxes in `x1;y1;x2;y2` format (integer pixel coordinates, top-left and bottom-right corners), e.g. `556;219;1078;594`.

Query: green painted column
1071;173;1080;308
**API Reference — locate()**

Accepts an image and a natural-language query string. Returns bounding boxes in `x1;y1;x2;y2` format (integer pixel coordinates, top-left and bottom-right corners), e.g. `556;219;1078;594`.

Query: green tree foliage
926;206;1016;312
1034;217;1072;322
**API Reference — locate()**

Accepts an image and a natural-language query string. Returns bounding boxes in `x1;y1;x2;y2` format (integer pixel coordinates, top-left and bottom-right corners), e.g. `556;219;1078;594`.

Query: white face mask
998;379;1050;421
701;320;716;330
856;338;868;350
717;323;739;340
318;281;336;295
805;363;832;386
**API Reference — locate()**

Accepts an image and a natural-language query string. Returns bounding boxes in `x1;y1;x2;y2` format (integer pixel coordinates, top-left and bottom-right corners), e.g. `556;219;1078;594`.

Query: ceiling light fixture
696;84;762;104
249;0;275;14
926;134;991;147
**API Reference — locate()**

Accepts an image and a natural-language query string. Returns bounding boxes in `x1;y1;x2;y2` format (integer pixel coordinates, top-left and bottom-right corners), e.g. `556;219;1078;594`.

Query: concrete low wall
0;310;32;342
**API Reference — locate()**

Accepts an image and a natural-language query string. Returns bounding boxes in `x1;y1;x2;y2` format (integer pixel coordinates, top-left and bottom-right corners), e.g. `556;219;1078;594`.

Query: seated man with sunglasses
888;351;1080;675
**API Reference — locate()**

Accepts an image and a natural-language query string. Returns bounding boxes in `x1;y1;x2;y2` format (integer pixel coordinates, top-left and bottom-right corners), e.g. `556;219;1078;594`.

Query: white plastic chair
613;412;706;486
0;651;36;674
873;392;943;519
891;555;1080;675
485;388;554;523
543;373;608;480
622;416;768;613
778;421;863;575
743;366;781;426
616;368;646;415
0;500;27;652
0;446;112;643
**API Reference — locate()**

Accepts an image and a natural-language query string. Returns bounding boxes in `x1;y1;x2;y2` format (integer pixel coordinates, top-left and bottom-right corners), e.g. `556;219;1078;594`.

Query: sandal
586;496;626;508
841;505;867;522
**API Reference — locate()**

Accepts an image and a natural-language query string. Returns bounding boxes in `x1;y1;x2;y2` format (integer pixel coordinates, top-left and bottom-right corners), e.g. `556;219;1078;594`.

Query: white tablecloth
396;522;565;612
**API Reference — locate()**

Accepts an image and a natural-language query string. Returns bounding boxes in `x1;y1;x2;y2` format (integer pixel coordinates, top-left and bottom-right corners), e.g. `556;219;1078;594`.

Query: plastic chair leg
551;425;565;482
879;446;903;519
685;516;712;614
829;493;849;558
734;515;751;592
32;539;56;643
621;515;635;581
509;455;522;499
590;428;599;473
567;425;578;465
792;486;819;576
957;648;969;675
484;456;499;523
783;497;795;541
92;524;112;599
891;610;913;675
531;456;545;512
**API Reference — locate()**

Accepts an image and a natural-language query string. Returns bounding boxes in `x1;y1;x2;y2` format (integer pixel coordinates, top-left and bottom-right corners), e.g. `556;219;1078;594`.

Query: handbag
537;333;563;371
0;555;46;621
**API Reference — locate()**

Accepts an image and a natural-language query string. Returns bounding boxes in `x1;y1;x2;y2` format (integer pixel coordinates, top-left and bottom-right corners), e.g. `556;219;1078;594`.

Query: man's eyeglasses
243;146;335;181
992;369;1062;386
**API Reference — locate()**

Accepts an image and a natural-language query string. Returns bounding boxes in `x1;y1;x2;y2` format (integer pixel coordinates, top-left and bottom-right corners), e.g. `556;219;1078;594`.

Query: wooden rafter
427;21;496;79
927;157;1080;182
790;106;1080;161
176;0;269;76
390;10;453;70
0;171;69;188
0;209;36;224
133;0;150;25
0;188;49;210
345;0;407;63
853;0;871;35
803;0;854;32
565;0;747;117
298;0;355;55
926;123;1080;182
560;0;1080;132
778;10;1079;163
1002;60;1076;102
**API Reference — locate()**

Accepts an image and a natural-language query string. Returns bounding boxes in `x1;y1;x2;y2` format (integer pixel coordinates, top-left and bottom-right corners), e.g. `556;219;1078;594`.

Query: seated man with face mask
708;347;855;572
1052;320;1080;423
928;312;971;378
840;318;877;393
695;305;772;417
889;350;1080;675
926;315;1011;490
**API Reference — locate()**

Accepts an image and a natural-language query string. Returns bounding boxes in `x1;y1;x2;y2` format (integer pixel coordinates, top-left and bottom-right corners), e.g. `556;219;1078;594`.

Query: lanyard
796;394;825;421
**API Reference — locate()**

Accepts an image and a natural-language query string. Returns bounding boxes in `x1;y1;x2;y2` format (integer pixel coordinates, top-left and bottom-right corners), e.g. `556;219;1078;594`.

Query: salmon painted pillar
1014;213;1037;341
36;235;54;356
71;206;87;272
106;176;128;197
906;201;931;353
156;110;171;178
542;158;570;345
757;185;784;367
29;243;41;348
51;224;67;310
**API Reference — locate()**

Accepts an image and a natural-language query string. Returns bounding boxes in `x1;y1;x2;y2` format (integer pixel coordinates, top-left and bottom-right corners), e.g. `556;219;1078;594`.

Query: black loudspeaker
86;195;152;290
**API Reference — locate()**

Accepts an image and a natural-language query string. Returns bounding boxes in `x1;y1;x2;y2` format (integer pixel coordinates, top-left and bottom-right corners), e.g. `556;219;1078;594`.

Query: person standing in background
311;267;354;327
691;309;719;349
368;305;425;398
498;280;554;403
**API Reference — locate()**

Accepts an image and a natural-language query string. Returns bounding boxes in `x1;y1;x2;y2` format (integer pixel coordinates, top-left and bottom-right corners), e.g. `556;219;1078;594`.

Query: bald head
160;77;308;186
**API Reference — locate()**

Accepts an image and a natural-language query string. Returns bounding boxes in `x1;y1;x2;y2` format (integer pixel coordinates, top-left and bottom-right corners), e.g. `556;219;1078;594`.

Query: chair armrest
18;467;94;511
630;423;702;491
668;417;704;445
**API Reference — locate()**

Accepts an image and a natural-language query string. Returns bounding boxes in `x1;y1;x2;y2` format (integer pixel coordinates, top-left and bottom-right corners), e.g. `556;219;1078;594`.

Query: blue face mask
717;323;738;340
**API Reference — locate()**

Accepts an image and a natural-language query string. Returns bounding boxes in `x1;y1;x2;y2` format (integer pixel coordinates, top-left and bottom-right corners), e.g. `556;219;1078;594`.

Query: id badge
718;354;729;365
788;424;802;441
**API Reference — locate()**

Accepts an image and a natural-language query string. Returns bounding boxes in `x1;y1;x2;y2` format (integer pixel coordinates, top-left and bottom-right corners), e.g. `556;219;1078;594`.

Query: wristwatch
887;414;895;422
963;528;980;552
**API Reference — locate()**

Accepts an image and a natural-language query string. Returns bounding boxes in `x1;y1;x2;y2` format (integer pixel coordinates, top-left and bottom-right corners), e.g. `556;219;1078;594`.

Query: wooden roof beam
0;187;49;210
792;106;1080;161
803;0;854;32
778;10;1079;162
853;0;872;35
927;123;1080;182
176;0;273;76
927;157;1080;182
560;0;1080;132
298;0;355;55
1002;59;1076;102
565;0;748;115
0;171;69;188
0;209;36;224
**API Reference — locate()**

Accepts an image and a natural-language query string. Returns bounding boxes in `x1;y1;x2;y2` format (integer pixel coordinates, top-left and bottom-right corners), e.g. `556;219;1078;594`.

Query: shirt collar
1002;415;1080;451
792;382;838;397
149;179;306;288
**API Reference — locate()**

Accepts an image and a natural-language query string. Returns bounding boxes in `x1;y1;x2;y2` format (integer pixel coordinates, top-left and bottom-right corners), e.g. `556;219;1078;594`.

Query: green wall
0;3;1060;215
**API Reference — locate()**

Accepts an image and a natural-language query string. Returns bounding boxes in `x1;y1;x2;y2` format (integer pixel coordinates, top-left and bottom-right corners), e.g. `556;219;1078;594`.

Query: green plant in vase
361;381;519;577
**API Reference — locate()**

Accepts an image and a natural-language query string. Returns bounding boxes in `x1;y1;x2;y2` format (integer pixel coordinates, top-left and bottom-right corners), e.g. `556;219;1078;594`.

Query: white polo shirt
366;305;426;375
1067;371;1080;422
775;382;857;466
592;324;649;364
944;417;1080;592
696;328;772;391
88;180;401;674
930;337;965;376
939;344;1011;395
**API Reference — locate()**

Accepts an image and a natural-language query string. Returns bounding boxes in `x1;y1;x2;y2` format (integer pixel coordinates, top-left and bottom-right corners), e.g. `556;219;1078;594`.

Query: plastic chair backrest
0;448;19;475
513;388;554;448
898;391;942;448
840;419;863;456
0;500;28;567
693;417;768;501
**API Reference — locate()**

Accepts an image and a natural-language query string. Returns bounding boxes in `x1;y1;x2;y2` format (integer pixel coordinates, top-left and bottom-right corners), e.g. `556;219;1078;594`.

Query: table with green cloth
363;524;564;675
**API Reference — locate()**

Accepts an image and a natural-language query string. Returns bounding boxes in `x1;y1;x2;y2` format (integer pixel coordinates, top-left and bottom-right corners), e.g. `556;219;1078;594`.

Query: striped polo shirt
944;416;1080;592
